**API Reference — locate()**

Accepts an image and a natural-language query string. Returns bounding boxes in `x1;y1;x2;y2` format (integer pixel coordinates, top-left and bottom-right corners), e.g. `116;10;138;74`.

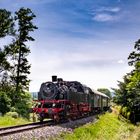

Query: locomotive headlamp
52;103;56;107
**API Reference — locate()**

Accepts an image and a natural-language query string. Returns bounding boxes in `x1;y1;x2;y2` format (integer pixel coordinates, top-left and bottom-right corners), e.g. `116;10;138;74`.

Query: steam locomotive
33;76;110;122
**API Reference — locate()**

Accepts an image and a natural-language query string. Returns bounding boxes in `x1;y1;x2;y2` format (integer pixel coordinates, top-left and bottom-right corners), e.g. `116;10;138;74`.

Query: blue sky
0;0;140;91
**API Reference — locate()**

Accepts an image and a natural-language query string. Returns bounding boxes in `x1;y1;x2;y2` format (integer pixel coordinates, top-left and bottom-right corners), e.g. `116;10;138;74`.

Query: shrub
0;91;11;114
14;92;32;119
121;107;128;117
10;107;16;112
6;112;19;119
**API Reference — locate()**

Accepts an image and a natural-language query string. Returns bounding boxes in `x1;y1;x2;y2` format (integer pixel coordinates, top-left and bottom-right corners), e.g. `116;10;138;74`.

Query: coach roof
91;89;109;98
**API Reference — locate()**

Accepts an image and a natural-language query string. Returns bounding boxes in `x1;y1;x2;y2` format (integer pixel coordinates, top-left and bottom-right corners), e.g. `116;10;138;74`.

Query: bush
6;112;19;119
0;91;11;114
121;107;128;117
14;92;32;119
119;106;132;121
10;107;16;112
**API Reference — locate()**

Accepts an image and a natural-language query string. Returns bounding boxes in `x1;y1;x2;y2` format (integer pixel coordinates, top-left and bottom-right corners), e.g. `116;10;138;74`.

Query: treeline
113;39;140;122
0;8;37;118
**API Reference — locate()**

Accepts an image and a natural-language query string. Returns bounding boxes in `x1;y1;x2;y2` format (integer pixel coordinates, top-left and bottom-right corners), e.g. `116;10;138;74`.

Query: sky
0;0;140;92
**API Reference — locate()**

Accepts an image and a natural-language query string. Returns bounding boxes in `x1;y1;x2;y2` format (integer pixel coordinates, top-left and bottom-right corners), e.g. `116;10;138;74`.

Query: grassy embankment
55;107;140;140
0;116;30;127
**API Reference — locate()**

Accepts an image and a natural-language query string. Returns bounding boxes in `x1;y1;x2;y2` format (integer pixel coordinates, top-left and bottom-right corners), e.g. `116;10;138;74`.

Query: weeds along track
0;120;54;137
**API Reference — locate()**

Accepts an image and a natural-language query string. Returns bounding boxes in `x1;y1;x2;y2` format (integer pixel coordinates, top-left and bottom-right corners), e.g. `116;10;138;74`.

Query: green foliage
14;8;37;92
128;39;140;66
0;9;14;73
120;106;129;118
14;92;32;118
6;111;19;119
0;9;14;38
0;115;29;127
127;39;140;108
97;88;112;98
0;91;11;114
0;50;10;73
113;65;140;109
113;39;140;122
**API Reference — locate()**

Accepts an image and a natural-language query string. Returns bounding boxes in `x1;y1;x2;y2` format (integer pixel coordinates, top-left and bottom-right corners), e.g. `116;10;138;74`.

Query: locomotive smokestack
52;75;57;82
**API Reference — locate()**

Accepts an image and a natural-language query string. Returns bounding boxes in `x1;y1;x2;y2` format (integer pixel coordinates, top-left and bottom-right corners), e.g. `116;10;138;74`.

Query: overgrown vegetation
113;39;140;122
0;115;30;127
55;112;138;140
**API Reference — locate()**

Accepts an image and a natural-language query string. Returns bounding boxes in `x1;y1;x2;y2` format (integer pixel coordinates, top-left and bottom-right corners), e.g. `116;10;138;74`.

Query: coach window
97;95;100;106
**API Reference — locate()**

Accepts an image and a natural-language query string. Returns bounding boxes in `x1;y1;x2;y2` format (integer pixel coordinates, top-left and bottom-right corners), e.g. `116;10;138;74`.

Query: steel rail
0;120;53;137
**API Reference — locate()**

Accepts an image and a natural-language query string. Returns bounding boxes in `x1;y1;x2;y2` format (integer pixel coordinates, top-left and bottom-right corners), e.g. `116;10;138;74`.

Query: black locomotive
33;76;110;122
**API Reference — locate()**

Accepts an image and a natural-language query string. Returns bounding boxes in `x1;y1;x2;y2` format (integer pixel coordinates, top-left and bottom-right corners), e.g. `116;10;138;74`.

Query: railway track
0;120;53;137
0;113;100;138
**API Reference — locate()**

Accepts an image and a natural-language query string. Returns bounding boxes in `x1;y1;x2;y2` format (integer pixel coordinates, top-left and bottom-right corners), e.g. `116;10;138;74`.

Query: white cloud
93;13;114;22
93;7;121;13
108;7;120;12
96;7;120;13
92;6;120;22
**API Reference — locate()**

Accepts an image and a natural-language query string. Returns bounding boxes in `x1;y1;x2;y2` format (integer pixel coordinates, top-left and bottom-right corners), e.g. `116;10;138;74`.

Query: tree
126;63;140;107
114;39;140;115
0;9;14;38
4;8;37;93
0;49;10;73
0;8;37;117
128;39;140;66
97;88;112;98
127;38;140;108
113;75;131;107
0;9;15;104
0;9;14;73
15;8;37;92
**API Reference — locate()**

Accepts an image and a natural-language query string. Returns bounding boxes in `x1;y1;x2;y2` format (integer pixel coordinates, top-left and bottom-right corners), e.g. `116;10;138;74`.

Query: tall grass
0;116;29;127
57;113;136;140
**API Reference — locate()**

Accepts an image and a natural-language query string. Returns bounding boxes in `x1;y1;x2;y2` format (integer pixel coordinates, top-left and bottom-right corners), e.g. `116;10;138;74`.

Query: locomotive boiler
33;76;110;122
